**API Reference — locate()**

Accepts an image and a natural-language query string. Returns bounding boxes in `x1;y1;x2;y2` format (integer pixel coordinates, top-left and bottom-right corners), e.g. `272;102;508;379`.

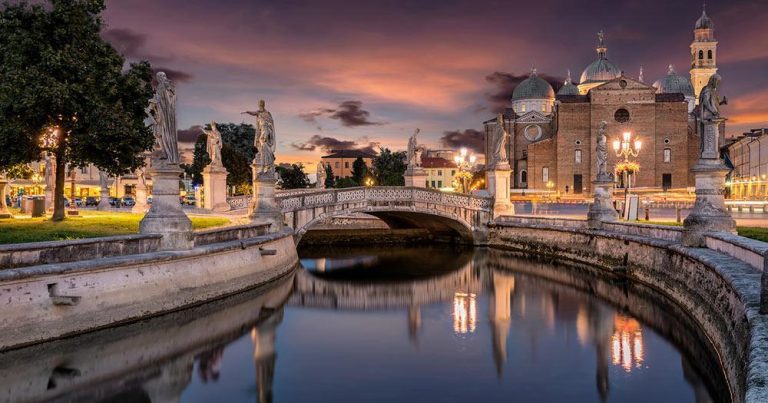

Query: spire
668;64;675;75
596;30;607;59
565;69;572;85
531;67;538;77
639;66;644;83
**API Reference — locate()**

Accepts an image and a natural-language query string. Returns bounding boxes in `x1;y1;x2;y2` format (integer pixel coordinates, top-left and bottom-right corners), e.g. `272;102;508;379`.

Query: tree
0;0;155;221
334;177;358;188
189;123;254;192
372;148;407;186
213;123;256;162
324;164;335;188
187;133;210;186
276;164;310;189
351;157;368;185
221;144;251;194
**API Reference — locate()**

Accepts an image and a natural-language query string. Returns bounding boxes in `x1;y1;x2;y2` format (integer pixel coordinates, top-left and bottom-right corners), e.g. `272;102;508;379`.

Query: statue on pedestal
203;121;223;168
491;113;508;169
146;72;180;166
316;162;327;189
44;155;54;190
700;73;726;123
596;121;609;180
98;170;109;190
407;128;421;168
242;100;276;174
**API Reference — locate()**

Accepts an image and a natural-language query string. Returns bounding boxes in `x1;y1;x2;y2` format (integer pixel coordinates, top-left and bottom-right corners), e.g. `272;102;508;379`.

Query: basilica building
484;7;719;196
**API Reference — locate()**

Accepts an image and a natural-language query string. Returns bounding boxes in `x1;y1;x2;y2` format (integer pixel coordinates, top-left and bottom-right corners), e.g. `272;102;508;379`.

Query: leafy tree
4;163;34;180
189;123;254;192
222;144;251;194
324;164;335;188
213;123;256;162
371;148;406;186
351;157;368;185
0;0;155;220
276;164;310;189
334;177;358;188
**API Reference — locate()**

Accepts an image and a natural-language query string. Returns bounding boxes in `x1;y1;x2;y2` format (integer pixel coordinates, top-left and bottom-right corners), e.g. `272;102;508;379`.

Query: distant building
321;149;376;180
422;157;457;189
725;128;768;200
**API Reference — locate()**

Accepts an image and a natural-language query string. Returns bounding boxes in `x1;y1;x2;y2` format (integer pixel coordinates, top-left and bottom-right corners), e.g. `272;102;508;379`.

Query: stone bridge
270;187;493;244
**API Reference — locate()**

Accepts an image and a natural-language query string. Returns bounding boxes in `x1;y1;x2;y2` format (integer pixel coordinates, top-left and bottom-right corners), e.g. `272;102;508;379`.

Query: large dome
580;58;621;84
512;69;555;100
653;65;695;97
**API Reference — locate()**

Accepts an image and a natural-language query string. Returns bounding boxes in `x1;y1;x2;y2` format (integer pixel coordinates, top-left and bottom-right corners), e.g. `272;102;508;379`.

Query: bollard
676;205;682;223
644;207;650;221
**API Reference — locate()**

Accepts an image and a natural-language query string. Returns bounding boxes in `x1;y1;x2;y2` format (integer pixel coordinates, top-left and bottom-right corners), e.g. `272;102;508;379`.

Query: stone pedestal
45;189;54;211
140;164;193;250
203;165;230;212
132;185;149;214
404;167;427;188
487;165;514;217
249;164;282;232
97;187;111;211
0;177;11;219
588;179;618;229
683;119;736;247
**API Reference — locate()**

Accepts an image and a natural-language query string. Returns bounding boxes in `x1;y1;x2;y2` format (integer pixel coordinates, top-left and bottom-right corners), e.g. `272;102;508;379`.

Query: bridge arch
276;187;493;245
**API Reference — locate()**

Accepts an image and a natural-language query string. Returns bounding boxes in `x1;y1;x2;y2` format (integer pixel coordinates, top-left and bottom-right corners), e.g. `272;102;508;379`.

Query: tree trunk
51;145;67;221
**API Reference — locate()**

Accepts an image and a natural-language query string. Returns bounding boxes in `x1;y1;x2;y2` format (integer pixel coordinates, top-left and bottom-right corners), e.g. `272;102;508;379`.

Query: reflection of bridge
275;187;493;244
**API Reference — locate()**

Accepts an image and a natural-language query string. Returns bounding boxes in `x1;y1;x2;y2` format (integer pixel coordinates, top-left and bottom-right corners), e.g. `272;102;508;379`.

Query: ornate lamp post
453;147;477;194
613;131;642;195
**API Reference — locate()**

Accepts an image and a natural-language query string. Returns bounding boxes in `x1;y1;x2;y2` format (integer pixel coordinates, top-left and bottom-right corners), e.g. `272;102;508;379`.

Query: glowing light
623;131;631;142
613;140;621;152
453;292;477;334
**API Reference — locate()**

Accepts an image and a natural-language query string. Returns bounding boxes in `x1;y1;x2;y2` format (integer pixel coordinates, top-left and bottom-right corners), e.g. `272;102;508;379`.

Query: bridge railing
275;186;492;213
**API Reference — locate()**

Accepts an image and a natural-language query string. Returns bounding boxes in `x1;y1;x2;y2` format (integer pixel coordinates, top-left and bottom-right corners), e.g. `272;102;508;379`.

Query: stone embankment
488;216;768;403
0;223;298;350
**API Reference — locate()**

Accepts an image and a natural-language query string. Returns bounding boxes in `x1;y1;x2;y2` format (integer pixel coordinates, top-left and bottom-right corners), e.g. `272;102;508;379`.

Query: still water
0;246;727;403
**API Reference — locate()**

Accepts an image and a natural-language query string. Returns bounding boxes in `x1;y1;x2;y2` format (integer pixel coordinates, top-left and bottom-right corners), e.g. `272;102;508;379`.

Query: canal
0;245;728;402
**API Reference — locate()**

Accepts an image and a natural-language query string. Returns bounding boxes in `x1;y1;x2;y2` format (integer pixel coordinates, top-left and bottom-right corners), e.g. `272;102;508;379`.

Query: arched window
708;50;713;59
699;50;704;60
521;170;528;184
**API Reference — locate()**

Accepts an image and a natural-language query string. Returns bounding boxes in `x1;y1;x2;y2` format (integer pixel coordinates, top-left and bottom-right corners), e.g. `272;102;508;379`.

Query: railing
275;187;493;213
227;195;251;210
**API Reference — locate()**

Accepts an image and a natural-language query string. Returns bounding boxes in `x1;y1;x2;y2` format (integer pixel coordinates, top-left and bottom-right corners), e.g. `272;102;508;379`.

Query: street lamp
613;131;641;194
454;147;477;194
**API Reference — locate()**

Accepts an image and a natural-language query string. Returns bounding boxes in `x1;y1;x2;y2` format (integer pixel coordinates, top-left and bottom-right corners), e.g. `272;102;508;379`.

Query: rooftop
421;157;457;169
321;149;377;159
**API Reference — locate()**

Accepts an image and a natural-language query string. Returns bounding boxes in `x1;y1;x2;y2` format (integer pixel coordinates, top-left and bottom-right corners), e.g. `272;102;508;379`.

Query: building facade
484;8;717;197
726;128;768;200
422;157;458;189
321;150;375;180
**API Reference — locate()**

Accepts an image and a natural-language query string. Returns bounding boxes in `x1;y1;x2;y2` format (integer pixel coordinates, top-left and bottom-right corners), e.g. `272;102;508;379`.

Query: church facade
484;7;719;196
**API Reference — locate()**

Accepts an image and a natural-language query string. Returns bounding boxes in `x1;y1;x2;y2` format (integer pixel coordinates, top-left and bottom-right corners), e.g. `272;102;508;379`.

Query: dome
695;7;713;30
653;65;695;97
557;70;579;96
512;69;555;100
580;58;621;84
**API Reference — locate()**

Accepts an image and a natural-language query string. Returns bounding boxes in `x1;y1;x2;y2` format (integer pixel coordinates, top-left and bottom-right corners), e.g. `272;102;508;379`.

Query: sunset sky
101;0;768;165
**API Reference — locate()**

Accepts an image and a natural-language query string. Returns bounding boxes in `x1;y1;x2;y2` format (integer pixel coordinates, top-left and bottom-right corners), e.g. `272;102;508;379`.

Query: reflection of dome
557;70;579;96
695;7;713;30
653;65;695;97
512;69;555;100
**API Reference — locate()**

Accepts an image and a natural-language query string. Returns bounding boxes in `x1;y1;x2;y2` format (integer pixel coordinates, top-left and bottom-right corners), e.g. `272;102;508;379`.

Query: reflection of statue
492;113;508;167
597;121;608;179
242;100;276;173
203;121;223;168
146;72;180;165
44;155;54;189
699;73;726;122
407;128;420;167
316;162;327;189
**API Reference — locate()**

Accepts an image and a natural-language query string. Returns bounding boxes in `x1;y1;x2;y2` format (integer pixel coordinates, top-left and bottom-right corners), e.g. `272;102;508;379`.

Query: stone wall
488;218;768;403
0;229;299;350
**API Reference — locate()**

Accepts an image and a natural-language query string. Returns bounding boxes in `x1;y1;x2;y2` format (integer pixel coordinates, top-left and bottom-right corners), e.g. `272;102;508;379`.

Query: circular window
614;108;630;123
524;125;542;141
619;80;628;89
575;140;582;145
664;138;670;144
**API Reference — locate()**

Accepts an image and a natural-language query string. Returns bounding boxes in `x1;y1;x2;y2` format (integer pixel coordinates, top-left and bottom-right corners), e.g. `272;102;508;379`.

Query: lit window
664;148;672;163
543;167;549;183
541;104;546;112
521;104;526;112
575;150;582;164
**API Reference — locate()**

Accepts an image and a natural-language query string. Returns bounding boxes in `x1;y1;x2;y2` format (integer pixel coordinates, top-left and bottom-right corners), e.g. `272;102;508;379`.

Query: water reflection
0;246;729;403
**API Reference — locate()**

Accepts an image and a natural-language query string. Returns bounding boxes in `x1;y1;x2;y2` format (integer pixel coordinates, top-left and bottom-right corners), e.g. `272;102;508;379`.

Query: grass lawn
0;210;231;244
647;221;768;243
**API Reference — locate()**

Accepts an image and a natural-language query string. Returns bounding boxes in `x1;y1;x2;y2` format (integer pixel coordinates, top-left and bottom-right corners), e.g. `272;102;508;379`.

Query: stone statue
146;72;180;165
43;155;54;189
492;113;508;168
316;162;327;189
699;73;727;122
407;128;420;168
415;146;423;168
137;166;147;188
596;121;609;180
98;170;109;190
242;100;276;173
203;121;223;168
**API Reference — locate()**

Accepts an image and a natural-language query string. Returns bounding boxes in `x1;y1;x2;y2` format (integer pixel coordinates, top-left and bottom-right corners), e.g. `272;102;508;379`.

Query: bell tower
690;4;717;103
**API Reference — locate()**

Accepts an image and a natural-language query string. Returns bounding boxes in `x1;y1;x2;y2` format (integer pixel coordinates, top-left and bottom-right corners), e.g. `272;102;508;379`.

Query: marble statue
242;100;276;173
596;121;609;179
492;113;508;167
146;72;180;165
415;146;423;168
44;155;53;189
203;121;223;168
316;162;327;189
98;170;109;190
407;128;420;168
699;73;726;122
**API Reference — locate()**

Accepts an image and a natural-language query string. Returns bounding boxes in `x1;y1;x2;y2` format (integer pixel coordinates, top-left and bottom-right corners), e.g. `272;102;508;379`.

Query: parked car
85;197;98;206
182;195;197;206
73;197;82;207
121;196;135;207
108;197;121;207
63;197;69;207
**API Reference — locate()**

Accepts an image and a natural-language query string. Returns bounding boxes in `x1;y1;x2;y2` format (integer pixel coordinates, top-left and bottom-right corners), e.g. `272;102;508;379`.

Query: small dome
512;69;555;100
695;7;713;30
653;65;695;97
557;70;579;96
